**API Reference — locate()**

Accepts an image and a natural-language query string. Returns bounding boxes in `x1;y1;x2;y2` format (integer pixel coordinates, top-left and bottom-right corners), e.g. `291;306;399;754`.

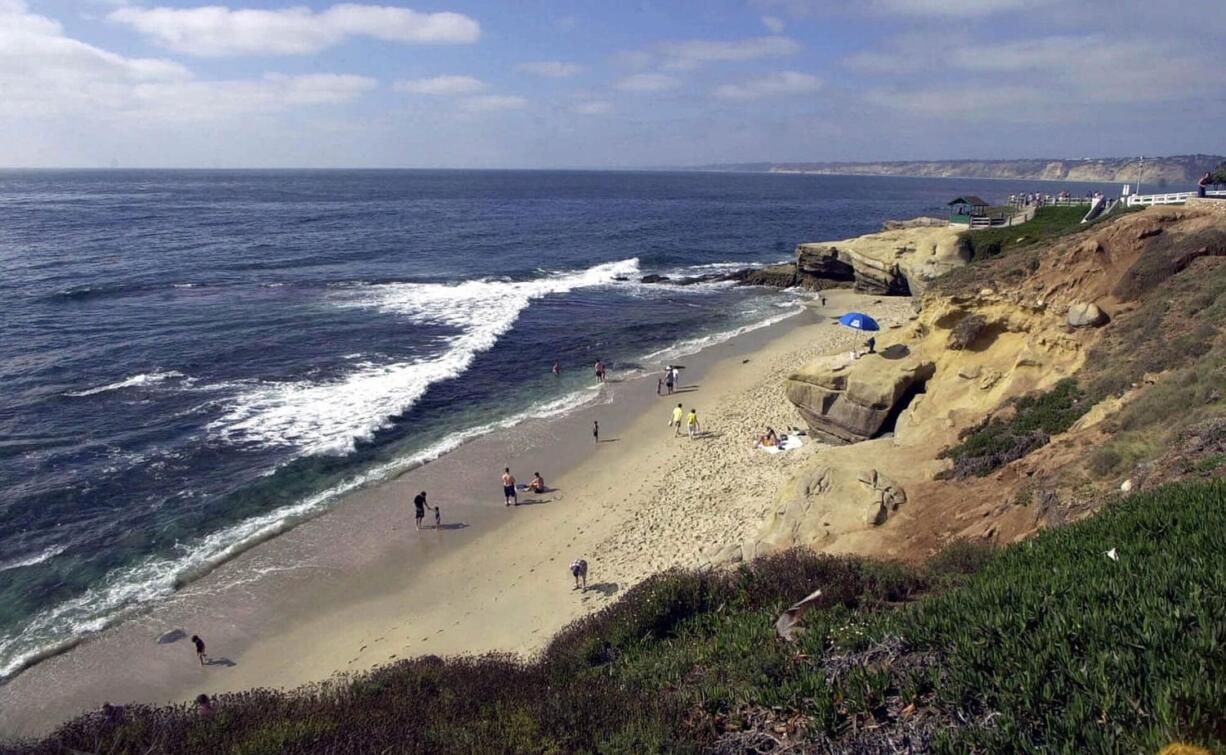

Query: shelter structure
947;196;989;225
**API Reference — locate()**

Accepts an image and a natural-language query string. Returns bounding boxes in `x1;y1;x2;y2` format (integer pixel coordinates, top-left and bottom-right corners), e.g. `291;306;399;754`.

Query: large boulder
786;354;935;443
1067;301;1108;328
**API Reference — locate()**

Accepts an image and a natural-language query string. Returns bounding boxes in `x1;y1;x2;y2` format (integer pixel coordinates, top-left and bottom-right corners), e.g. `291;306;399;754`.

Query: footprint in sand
359;645;367;652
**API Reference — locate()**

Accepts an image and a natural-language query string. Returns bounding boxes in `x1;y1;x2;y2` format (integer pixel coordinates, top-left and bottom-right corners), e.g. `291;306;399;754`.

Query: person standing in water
593;420;600;444
594;360;606;383
552;361;561;377
501;467;517;506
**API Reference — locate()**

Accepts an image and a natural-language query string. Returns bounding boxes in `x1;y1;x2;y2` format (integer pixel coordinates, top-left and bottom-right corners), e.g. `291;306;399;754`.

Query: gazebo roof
948;195;989;207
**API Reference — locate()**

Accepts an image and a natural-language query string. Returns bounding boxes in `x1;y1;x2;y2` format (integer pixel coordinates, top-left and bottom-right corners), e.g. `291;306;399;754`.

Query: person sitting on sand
570;558;588;591
196;694;213;717
191;634;207;666
527;472;546;494
759;427;779;447
502;468;517;506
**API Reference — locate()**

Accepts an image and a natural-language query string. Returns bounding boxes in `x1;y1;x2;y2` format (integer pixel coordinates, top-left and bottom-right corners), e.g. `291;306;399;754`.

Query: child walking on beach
593;420;600;444
671;403;683;436
191;634;207;666
687;408;700;439
570;558;588;591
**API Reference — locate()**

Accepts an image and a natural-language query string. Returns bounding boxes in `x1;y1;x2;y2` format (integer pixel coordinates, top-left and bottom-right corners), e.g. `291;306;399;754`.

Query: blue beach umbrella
837;312;880;332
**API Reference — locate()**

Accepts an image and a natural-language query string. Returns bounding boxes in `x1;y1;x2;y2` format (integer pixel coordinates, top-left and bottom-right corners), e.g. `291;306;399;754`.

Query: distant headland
691;154;1225;185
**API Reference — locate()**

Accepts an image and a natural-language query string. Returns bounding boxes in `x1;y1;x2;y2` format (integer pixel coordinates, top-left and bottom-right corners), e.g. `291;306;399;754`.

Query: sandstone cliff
697;154;1224;185
794;224;968;295
725;203;1226;565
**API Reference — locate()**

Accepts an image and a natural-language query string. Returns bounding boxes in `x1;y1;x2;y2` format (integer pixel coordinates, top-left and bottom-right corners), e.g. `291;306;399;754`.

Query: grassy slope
6;479;1224;754
961;205;1141;263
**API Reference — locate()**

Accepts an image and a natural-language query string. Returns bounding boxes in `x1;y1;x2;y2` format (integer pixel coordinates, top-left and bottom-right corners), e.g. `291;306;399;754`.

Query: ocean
0;169;1120;679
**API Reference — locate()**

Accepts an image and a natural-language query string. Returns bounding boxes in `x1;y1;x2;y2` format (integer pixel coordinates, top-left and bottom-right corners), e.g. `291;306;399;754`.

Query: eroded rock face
795;224;969;296
786;354;935;443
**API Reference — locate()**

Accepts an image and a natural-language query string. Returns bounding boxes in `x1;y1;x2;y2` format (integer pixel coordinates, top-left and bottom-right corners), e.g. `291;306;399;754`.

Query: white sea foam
0;545;66;573
0;384;604;681
639;295;809;366
207;259;639;457
66;371;186;397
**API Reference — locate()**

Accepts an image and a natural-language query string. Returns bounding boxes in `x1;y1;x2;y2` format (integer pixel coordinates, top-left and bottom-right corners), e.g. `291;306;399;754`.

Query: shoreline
0;289;911;738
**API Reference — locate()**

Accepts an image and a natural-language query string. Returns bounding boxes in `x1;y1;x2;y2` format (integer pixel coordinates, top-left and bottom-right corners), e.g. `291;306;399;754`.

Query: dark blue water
0;169;1119;677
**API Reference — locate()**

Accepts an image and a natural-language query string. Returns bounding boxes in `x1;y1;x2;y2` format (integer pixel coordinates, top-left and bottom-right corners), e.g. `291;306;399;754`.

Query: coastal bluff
794;224;968;295
734;203;1226;564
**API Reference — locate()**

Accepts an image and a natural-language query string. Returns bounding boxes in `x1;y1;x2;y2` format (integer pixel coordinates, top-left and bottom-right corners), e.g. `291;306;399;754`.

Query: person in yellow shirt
670;403;684;436
686;408;700;439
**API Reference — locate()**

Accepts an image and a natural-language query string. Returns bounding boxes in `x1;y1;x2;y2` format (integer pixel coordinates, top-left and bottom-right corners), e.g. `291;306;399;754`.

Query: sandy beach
0;289;913;738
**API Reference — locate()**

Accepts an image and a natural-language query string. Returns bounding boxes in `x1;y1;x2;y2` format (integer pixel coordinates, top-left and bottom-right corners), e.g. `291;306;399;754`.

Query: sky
2;0;1224;168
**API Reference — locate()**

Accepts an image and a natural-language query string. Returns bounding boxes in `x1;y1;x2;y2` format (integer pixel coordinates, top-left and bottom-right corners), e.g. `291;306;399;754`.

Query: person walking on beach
670;402;684;436
191;634;207;666
593;420;600;444
570;558;588;591
656;376;663;395
413;491;428;531
671;366;681;390
432;502;442;529
665;369;674;394
502;468;517;506
687;408;700;439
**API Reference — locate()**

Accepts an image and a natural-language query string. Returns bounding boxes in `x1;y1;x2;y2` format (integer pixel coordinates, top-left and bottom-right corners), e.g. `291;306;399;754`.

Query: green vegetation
8;479;1225;754
961;206;1097;262
937;378;1090;480
1081;243;1226;478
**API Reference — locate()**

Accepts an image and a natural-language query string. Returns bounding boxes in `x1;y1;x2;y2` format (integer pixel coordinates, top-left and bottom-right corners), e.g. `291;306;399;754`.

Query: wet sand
0;289;913;738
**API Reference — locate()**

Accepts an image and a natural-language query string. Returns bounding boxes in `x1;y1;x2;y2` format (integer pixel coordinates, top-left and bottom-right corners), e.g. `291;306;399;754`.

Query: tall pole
1137;155;1144;197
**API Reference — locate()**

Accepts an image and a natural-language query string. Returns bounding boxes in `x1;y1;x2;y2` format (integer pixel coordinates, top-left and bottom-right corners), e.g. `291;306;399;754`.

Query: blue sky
2;0;1224;168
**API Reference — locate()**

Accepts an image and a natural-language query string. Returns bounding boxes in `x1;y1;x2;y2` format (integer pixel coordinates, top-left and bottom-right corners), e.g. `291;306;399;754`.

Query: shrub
938;379;1090;479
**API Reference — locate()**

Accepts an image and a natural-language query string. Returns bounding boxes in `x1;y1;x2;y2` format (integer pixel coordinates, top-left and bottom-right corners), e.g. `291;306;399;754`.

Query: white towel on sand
759;435;803;454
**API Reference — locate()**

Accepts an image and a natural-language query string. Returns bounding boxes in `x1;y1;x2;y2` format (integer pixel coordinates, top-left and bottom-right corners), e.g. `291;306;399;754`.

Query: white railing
1126;190;1226;207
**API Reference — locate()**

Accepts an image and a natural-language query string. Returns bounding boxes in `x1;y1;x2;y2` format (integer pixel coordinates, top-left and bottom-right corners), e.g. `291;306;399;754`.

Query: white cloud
461;95;527;112
761;15;785;33
657;35;800;70
714;70;821;100
108;3;480;57
755;0;1052;18
393;75;486;95
614;73;681;93
0;1;372;121
573;100;612;115
516;60;583;78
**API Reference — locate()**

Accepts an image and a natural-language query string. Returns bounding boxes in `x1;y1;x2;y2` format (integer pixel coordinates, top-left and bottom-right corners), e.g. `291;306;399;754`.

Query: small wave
0;384;603;682
0;545;66;573
640;297;808;365
65;371;187;398
207;259;639;457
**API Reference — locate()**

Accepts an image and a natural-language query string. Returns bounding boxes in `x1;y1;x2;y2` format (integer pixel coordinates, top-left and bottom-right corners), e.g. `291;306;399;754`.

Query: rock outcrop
785;353;935;443
1066;302;1108;328
795;224;969;296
